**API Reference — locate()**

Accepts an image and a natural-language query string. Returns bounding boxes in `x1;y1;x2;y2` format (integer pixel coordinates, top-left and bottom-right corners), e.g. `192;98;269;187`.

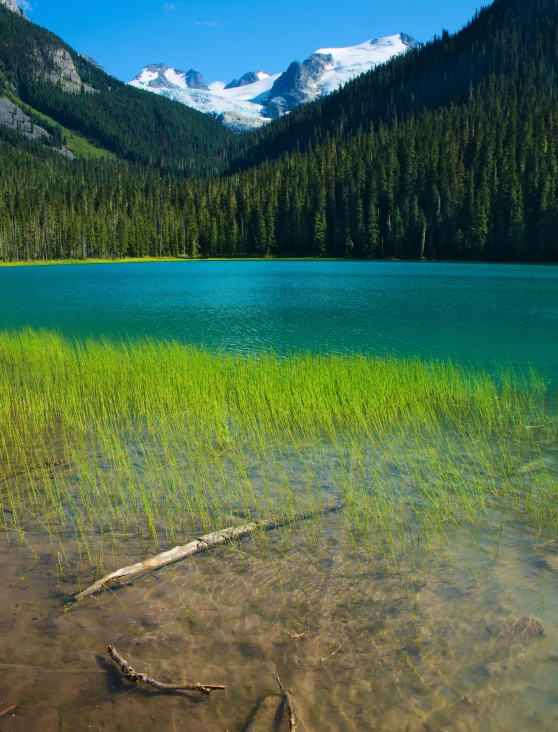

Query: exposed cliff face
0;96;76;157
44;48;82;86
184;69;208;90
263;53;334;117
30;46;96;93
0;0;27;18
0;96;49;139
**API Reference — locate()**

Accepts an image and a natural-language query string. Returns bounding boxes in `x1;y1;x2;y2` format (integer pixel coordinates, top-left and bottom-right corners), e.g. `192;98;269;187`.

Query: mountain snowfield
130;33;421;132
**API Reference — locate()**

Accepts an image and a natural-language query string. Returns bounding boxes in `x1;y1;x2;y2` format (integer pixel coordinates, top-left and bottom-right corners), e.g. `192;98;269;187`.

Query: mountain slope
1;0;558;264
0;4;233;175
130;34;420;131
235;0;558;170
0;0;26;18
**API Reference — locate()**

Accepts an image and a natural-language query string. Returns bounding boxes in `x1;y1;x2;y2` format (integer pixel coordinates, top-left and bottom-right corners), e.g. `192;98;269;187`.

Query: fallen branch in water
74;501;344;602
276;676;297;731
107;645;225;694
0;461;67;484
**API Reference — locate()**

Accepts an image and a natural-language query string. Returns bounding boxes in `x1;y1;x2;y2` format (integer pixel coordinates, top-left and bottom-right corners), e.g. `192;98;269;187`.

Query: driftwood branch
276;676;297;731
107;645;225;694
74;502;344;602
0;705;17;719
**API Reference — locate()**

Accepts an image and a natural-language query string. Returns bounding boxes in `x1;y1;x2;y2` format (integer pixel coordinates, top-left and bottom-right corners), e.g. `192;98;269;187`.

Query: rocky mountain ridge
0;0;231;173
131;33;421;132
0;0;26;18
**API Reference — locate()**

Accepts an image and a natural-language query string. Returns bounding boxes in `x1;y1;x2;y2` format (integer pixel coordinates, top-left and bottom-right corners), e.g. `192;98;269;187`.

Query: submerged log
74;501;344;602
107;645;225;694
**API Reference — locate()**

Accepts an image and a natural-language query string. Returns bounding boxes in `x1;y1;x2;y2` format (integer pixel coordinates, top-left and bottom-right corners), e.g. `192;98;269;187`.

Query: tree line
1;82;557;262
0;0;557;262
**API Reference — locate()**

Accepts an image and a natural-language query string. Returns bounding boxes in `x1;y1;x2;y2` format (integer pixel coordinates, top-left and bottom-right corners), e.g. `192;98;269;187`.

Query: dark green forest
1;0;558;262
0;6;234;176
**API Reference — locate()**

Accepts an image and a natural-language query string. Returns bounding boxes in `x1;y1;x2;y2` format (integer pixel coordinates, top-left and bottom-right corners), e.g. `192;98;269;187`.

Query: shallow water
1;260;558;729
1;261;557;381
2;511;558;732
1;414;557;730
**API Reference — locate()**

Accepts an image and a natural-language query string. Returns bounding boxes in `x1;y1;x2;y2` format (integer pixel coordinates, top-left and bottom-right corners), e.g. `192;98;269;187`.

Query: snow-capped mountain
130;33;421;132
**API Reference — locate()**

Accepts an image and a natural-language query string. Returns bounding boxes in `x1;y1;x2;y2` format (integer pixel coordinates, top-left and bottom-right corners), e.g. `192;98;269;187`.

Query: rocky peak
0;0;27;17
133;65;208;91
130;32;422;131
136;64;177;89
399;33;422;50
265;53;333;116
224;72;261;90
184;69;208;91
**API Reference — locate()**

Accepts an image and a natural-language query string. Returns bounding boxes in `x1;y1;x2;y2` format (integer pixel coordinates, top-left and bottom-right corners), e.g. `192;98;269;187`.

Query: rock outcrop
44;48;82;88
31;47;96;94
0;0;27;18
0;97;76;158
225;72;261;90
184;69;208;90
263;53;334;117
0;97;50;140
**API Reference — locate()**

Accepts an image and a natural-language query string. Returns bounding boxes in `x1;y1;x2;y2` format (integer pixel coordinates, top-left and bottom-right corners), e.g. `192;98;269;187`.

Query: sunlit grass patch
0;329;555;580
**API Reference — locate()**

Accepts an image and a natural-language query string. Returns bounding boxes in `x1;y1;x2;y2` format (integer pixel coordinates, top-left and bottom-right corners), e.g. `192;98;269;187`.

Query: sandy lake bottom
2;503;558;732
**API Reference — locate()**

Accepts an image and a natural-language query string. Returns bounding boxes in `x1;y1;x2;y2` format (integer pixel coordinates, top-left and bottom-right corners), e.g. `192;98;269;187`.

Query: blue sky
25;0;485;84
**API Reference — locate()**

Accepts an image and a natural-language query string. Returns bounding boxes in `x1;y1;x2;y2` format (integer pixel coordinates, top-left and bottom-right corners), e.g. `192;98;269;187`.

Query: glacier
130;33;421;132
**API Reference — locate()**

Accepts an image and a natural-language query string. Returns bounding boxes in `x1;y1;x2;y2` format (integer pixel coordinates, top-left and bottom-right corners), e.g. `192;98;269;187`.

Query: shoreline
1;257;557;268
0;256;348;268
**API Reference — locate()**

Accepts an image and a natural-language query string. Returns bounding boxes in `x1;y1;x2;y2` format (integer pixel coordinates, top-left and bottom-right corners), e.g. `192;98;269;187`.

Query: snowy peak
263;33;421;118
130;33;421;132
225;71;270;90
315;34;420;94
131;64;209;92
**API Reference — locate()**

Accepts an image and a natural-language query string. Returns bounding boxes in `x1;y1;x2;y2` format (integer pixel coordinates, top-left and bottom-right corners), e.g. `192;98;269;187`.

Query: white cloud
194;20;220;27
163;3;179;11
18;0;33;11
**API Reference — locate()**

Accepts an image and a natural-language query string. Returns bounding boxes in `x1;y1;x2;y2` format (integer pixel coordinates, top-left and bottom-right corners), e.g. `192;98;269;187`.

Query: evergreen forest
1;0;557;262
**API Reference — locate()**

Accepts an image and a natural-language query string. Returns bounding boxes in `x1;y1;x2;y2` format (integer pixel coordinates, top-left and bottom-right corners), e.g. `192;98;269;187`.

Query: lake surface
2;260;558;730
1;261;557;380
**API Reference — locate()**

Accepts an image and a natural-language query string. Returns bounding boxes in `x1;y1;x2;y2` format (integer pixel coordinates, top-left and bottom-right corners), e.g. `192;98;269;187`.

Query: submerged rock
243;694;284;732
486;616;545;643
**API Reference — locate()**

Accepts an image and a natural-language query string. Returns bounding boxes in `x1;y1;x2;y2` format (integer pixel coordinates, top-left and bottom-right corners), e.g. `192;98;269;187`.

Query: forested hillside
0;5;233;176
1;0;558;262
236;0;558;169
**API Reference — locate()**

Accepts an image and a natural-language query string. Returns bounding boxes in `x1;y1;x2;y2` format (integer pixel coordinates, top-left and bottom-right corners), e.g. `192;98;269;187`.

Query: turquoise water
1;260;557;378
2;260;558;730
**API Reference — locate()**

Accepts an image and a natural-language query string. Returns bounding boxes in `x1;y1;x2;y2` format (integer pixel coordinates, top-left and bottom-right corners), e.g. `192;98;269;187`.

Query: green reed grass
0;329;556;579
